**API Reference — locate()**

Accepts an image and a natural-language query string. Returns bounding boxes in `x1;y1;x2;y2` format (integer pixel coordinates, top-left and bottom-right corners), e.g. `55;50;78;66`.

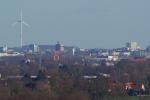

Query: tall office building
55;41;64;52
72;48;75;56
126;42;140;51
0;45;7;53
29;44;39;53
146;45;150;52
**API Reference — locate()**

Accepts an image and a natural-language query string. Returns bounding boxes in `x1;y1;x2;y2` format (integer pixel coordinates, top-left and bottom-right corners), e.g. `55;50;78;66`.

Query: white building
72;48;75;56
0;52;24;57
126;42;140;51
0;45;7;53
101;52;109;56
107;56;119;61
29;44;39;53
112;51;120;56
55;41;64;52
122;52;131;56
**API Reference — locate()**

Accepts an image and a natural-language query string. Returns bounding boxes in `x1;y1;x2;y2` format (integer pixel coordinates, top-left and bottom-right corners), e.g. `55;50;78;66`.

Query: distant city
1;0;150;99
0;41;150;67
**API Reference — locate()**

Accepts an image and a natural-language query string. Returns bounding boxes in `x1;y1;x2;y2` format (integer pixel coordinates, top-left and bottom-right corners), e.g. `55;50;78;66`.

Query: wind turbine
12;10;30;48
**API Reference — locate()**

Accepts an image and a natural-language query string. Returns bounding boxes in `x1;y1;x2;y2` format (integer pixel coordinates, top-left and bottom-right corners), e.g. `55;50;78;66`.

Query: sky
0;0;150;49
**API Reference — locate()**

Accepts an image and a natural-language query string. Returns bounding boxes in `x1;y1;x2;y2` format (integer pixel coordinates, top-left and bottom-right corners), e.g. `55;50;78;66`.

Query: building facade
126;42;140;51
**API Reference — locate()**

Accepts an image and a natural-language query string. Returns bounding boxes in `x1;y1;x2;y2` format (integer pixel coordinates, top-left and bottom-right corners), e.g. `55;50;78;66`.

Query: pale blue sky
0;0;150;48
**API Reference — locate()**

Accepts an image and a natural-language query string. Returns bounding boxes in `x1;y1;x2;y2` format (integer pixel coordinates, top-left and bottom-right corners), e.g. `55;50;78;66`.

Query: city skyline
0;0;150;48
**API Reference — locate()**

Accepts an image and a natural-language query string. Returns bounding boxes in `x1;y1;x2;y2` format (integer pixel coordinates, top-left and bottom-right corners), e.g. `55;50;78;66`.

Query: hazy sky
0;0;150;48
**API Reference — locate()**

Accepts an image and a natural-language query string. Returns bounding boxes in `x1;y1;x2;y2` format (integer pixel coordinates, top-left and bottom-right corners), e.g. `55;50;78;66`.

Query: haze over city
1;1;150;99
0;0;150;48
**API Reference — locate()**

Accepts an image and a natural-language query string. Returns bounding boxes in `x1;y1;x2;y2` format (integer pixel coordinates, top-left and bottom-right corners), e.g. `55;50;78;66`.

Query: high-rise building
72;48;75;56
28;44;39;53
53;51;60;61
0;45;7;53
126;42;140;51
55;41;64;52
146;45;150;52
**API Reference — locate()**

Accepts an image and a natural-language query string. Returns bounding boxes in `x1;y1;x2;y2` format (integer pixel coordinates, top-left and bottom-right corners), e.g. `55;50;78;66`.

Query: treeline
0;56;150;99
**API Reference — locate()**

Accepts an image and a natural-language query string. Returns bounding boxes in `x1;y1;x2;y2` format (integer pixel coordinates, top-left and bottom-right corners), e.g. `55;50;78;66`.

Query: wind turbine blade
22;21;30;27
12;22;18;27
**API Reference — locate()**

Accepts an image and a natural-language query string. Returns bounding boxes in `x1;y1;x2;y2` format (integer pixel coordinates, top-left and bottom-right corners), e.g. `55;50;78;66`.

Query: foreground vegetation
0;55;150;100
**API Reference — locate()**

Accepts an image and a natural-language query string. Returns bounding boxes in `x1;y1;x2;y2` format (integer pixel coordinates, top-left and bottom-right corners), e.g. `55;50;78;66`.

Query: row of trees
0;55;150;99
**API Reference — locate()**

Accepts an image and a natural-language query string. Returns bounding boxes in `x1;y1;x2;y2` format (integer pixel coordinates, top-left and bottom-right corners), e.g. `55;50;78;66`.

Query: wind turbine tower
13;10;30;48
